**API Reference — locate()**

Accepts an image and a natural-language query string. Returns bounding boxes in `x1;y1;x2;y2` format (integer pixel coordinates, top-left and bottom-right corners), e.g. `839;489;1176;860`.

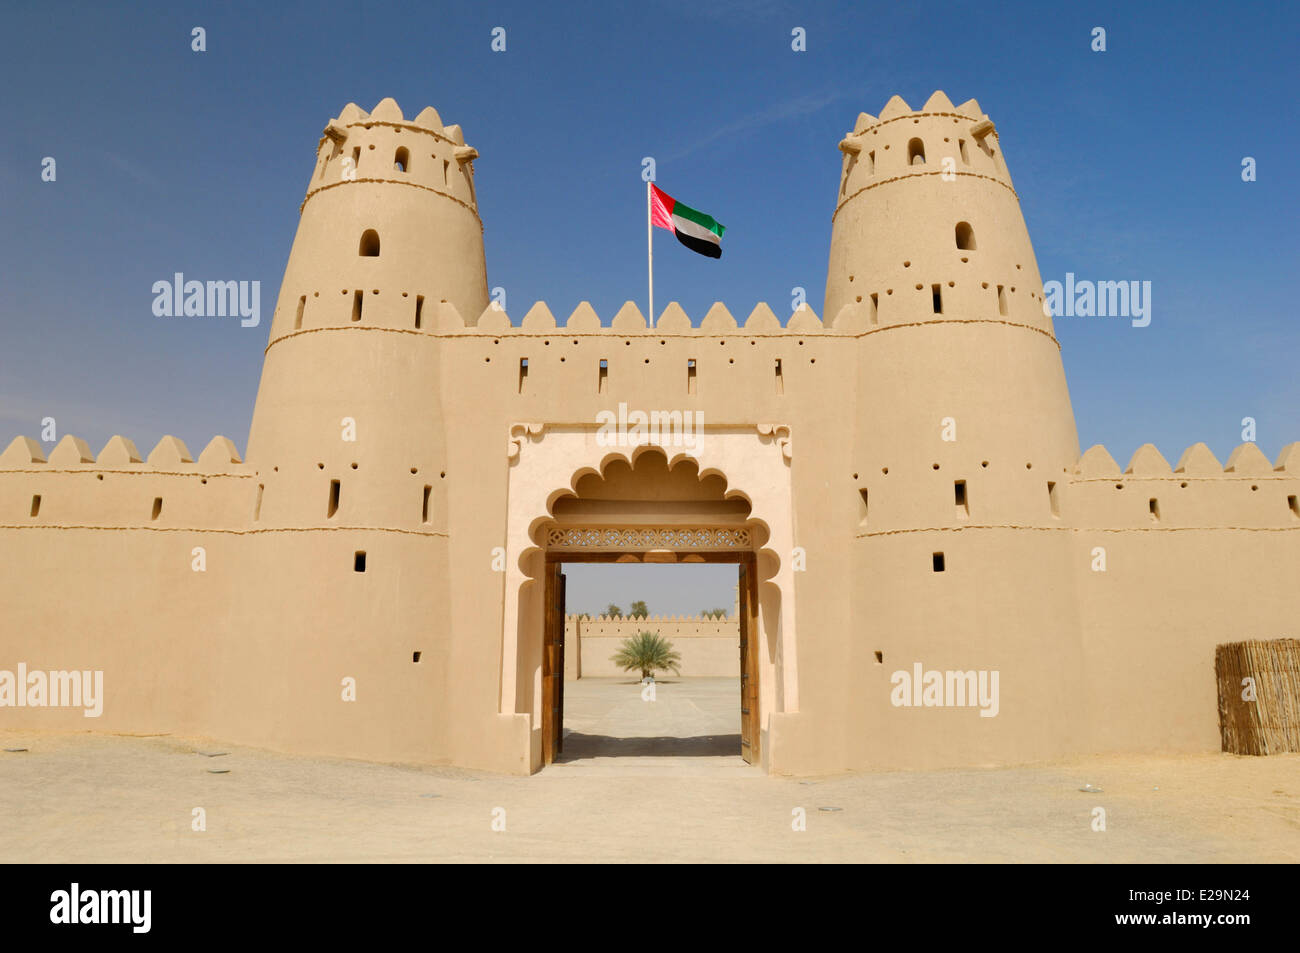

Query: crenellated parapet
569;612;736;625
0;433;254;530
305;98;480;215
834;90;1012;214
1064;441;1300;529
826;90;1050;336
263;98;488;346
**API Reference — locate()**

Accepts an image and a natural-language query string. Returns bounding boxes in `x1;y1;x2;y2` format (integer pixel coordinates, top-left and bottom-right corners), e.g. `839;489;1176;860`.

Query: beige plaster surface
2;678;1295;863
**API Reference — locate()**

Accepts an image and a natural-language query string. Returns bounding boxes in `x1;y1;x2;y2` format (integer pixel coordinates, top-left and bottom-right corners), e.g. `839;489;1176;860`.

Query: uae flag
650;184;725;259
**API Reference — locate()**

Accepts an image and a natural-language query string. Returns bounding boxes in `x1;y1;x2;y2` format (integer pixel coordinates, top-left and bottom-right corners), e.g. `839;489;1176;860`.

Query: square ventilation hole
932;552;945;572
412;651;422;663
354;551;367;573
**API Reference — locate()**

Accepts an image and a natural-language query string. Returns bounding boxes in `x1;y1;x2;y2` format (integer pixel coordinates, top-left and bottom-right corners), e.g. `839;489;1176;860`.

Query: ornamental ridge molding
546;525;753;552
756;423;793;461
507;422;793;461
507;422;545;461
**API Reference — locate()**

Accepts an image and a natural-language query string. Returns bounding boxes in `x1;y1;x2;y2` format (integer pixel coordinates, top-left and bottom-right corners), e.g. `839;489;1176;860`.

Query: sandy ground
1;677;1297;863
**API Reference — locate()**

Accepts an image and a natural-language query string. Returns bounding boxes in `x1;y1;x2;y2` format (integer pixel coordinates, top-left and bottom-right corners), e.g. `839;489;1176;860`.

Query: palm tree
611;631;681;681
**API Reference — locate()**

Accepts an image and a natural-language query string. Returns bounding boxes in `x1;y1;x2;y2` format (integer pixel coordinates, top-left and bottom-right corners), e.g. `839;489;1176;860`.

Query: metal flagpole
647;180;654;328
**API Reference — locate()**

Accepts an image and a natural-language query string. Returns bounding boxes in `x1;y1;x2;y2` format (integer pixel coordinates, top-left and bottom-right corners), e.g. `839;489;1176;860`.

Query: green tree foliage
610;631;682;680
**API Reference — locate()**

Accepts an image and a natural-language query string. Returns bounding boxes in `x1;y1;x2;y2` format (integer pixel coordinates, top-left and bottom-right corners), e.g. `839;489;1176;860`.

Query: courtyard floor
1;677;1296;863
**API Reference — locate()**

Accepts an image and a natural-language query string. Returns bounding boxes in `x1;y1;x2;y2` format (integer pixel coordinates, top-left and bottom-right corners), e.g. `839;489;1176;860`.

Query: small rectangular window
519;357;529;394
351;290;364;322
29;495;40;518
598;358;608;393
867;150;875;175
1290;494;1300;520
1047;481;1060;518
1149;497;1160;522
328;479;340;518
422;485;432;524
294;295;306;330
954;480;968;518
414;295;424;329
687;358;697;395
997;285;1008;316
932;552;945;572
354;551;366;573
774;358;784;395
958;139;969;164
932;284;943;314
151;497;163;521
412;651;422;663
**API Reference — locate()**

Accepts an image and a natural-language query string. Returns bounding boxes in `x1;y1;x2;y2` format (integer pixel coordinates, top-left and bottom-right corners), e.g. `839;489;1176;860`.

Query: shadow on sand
557;731;742;760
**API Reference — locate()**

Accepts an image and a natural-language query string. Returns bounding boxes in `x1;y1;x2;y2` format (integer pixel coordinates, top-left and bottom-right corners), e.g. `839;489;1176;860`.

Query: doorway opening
541;552;762;768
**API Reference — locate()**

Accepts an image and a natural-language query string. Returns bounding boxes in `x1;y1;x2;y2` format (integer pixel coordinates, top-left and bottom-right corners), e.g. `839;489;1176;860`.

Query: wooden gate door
542;563;567;765
738;557;761;764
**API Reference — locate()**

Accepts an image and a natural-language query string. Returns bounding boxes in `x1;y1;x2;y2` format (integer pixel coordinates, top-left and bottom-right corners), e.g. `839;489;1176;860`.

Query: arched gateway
499;428;799;773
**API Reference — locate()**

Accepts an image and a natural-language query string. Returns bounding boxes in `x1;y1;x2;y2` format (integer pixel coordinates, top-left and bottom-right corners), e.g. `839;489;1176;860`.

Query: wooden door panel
738;558;760;764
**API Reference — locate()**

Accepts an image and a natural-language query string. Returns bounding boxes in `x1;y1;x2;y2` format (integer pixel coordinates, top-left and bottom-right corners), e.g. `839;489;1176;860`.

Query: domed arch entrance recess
499;425;799;774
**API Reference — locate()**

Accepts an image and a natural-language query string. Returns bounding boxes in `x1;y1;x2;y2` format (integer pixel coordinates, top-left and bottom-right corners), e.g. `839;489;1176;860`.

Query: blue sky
2;0;1296;613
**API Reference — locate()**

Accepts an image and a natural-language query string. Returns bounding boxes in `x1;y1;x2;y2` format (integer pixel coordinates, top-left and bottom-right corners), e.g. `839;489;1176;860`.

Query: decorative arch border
497;424;799;737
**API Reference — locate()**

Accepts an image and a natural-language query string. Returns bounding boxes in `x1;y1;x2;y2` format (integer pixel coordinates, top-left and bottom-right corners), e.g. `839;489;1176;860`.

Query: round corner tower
229;98;488;763
828;89;1080;495
246;97;488;526
830;91;1087;770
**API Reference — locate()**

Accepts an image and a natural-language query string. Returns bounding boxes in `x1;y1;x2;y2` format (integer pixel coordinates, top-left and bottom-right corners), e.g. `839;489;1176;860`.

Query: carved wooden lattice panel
546;526;751;552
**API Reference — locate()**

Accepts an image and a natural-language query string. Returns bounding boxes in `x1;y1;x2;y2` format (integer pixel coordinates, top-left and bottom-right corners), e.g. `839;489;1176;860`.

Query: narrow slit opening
29;495;40;518
294;295;306;330
932;552;945;572
687;358;697;395
151;497;163;521
414;295;424;329
254;484;264;521
351;290;364;322
328;479;340;518
932;284;943;314
954;480;968;518
774;358;784;395
354;551;366;572
598;358;608;394
519;357;529;394
997;285;1008;316
422;485;432;524
858;488;869;527
1047;481;1060;518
